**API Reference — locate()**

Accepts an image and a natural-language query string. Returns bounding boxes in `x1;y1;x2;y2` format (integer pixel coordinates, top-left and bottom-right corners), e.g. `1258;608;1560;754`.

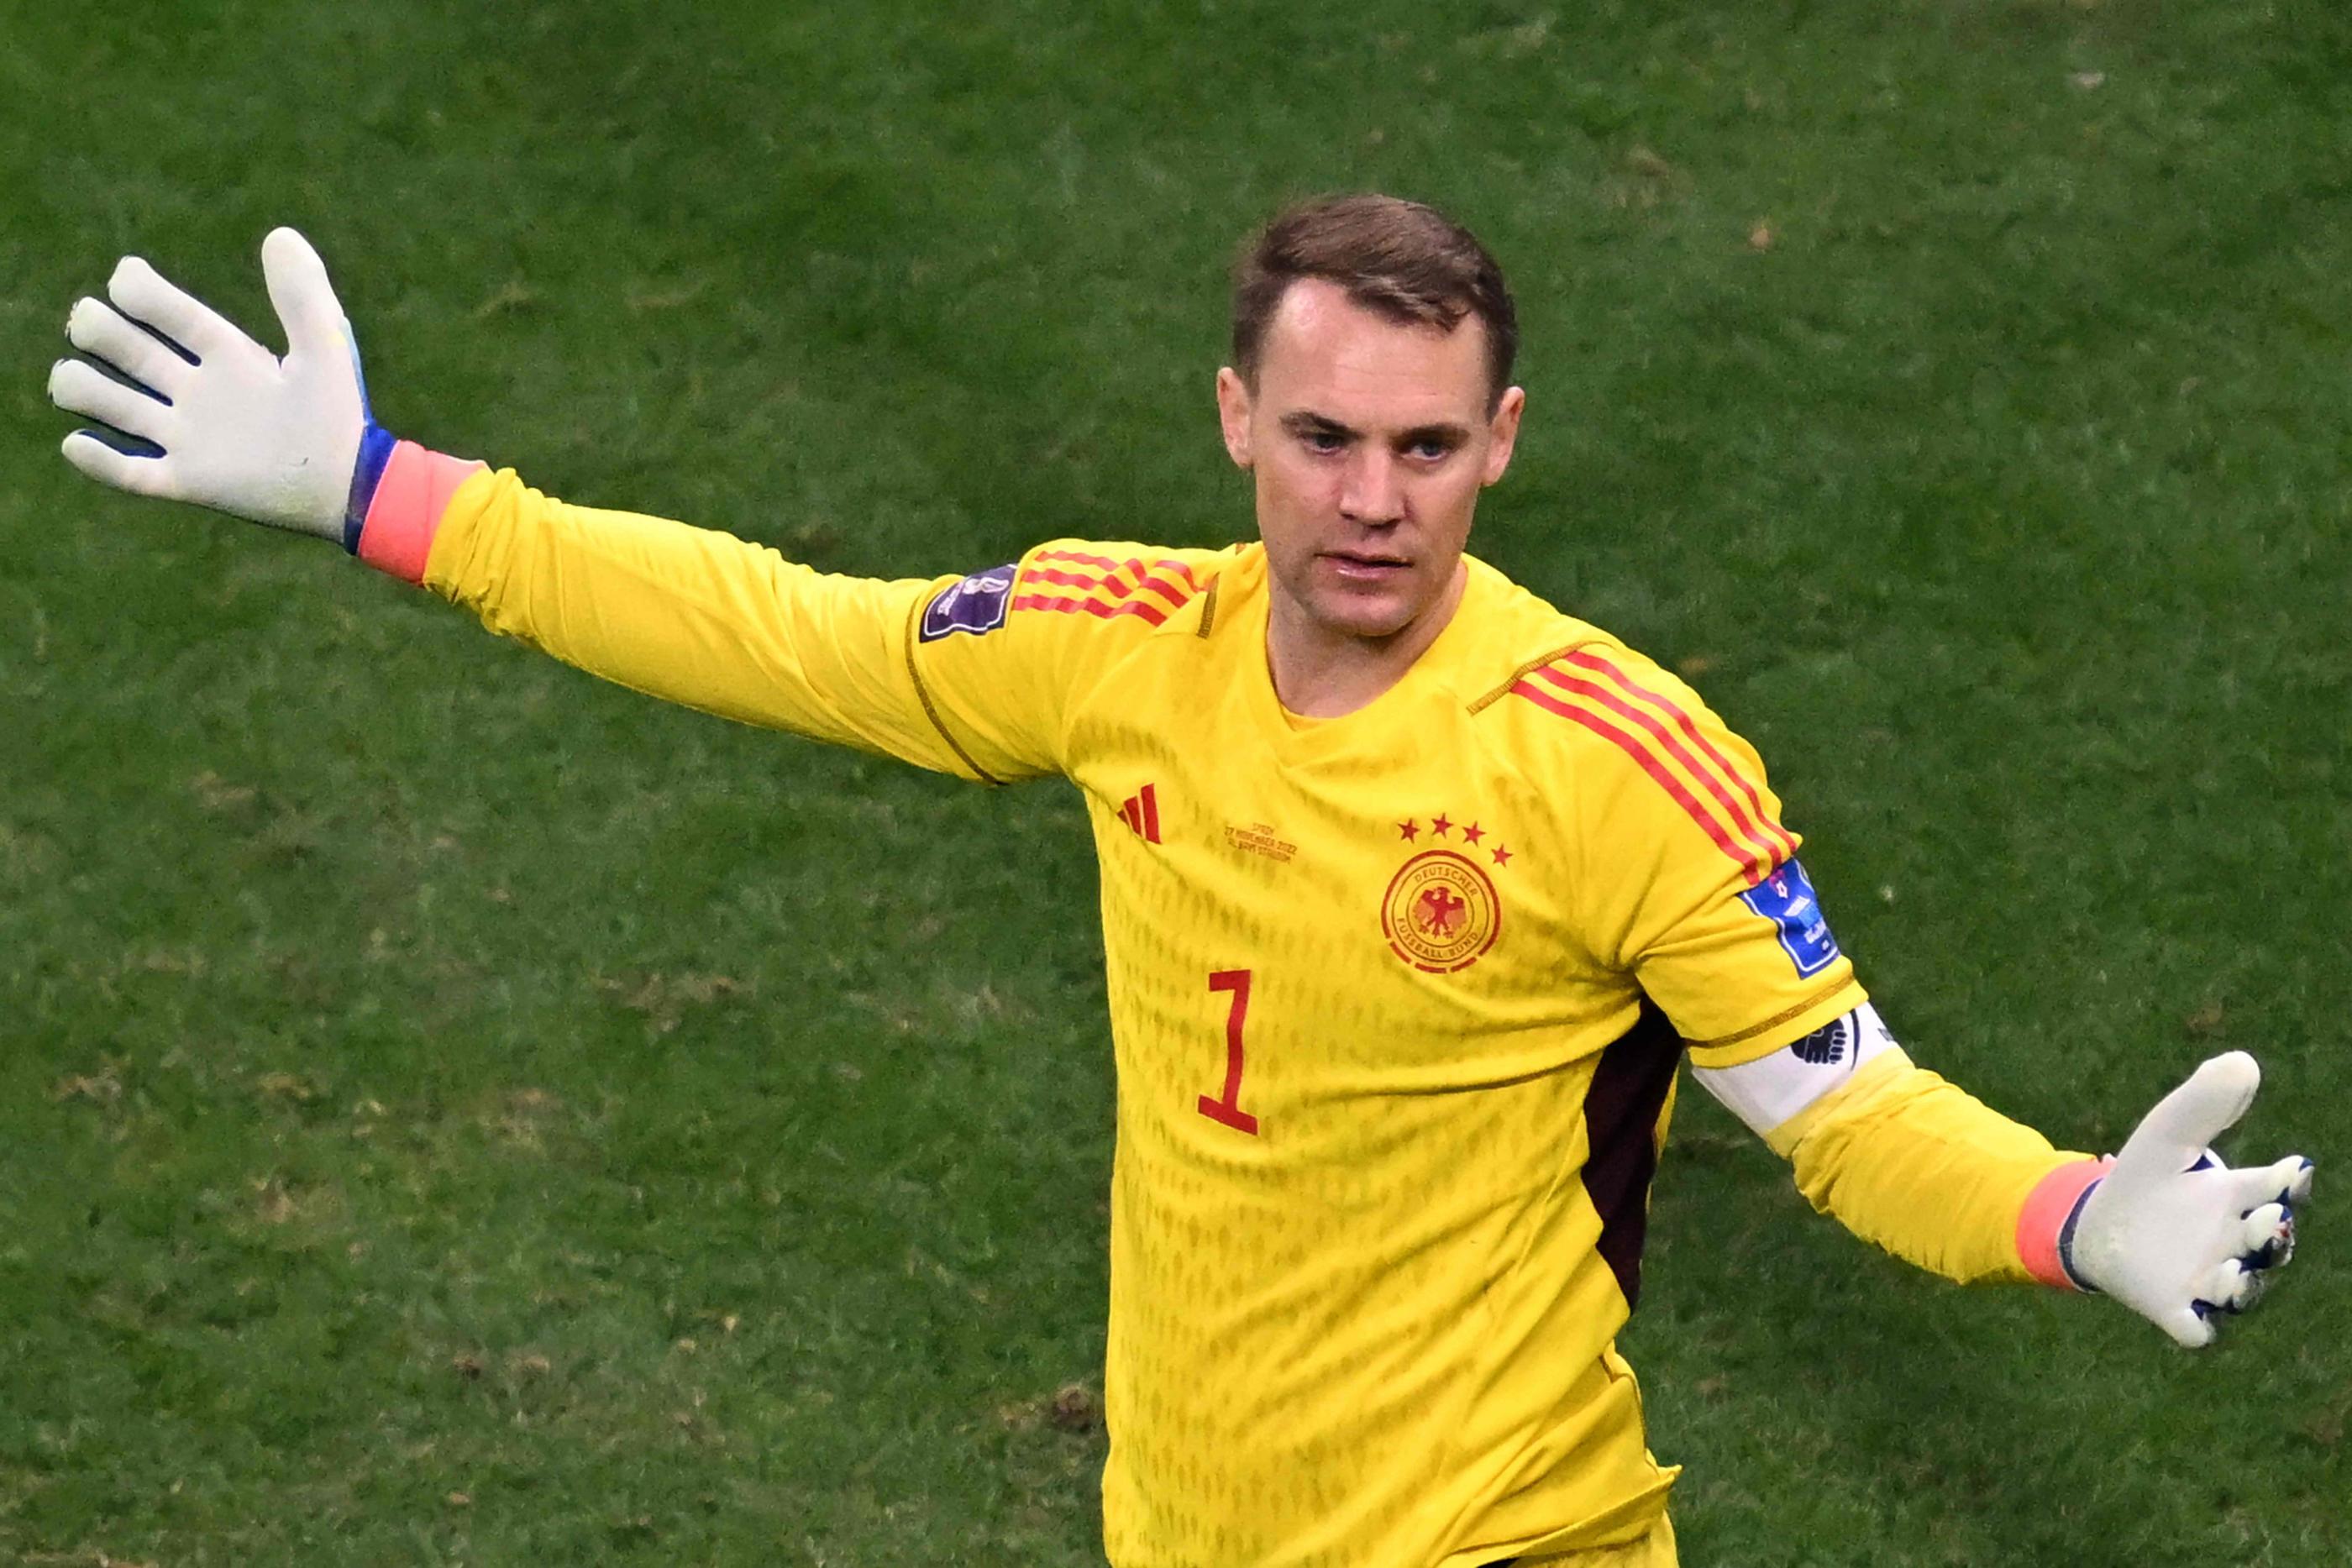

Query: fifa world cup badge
1382;810;1509;973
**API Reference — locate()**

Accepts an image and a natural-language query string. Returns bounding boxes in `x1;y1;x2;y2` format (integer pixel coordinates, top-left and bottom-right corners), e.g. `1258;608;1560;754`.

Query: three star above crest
1402;812;1509;867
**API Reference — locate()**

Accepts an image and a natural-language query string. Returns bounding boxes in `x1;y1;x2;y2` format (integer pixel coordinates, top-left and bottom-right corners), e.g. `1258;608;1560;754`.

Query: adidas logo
1118;784;1162;844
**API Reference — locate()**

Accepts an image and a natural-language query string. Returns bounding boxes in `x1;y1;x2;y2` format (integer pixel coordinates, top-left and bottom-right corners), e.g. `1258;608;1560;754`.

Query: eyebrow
1278;411;1473;448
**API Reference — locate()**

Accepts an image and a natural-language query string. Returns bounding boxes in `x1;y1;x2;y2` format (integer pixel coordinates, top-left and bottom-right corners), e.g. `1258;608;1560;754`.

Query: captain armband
1691;1001;1899;1140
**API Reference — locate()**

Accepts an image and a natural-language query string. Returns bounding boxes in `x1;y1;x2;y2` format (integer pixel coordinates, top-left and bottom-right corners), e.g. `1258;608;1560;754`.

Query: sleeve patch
1738;856;1840;978
918;563;1018;642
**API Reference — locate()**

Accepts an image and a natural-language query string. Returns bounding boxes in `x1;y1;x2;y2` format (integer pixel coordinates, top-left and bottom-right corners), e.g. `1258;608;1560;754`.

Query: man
48;196;2312;1566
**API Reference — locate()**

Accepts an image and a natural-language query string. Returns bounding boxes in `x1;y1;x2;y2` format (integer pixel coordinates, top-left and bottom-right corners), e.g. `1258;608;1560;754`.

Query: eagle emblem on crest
1380;848;1502;973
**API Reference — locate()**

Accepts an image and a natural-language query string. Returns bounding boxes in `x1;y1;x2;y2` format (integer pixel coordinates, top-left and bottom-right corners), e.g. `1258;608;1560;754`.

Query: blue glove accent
339;322;396;553
343;420;396;553
2055;1179;2103;1293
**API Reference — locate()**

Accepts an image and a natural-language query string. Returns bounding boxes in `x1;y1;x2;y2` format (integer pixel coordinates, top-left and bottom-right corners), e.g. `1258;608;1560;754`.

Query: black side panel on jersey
1581;998;1683;1310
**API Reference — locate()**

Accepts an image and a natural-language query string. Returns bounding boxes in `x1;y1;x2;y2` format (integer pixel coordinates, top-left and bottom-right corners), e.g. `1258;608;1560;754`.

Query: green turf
3;1;2346;1562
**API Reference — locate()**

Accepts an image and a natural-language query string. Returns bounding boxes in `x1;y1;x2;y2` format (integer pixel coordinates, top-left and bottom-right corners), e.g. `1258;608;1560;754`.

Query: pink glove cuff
355;441;486;584
2017;1156;2113;1290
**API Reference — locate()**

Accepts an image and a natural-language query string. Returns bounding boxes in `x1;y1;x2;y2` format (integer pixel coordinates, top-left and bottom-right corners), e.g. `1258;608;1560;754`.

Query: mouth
1321;549;1411;583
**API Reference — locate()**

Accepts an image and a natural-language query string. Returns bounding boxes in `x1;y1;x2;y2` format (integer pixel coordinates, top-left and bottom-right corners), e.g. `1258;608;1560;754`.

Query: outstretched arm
1542;636;2313;1349
47;229;1078;782
1693;1008;2313;1347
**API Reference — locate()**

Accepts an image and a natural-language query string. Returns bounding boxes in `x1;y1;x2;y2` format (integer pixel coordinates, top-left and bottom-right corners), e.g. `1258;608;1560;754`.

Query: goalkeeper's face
1216;279;1524;659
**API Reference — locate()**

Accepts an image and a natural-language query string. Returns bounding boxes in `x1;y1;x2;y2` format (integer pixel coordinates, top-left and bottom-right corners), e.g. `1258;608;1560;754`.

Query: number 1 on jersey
1200;968;1260;1135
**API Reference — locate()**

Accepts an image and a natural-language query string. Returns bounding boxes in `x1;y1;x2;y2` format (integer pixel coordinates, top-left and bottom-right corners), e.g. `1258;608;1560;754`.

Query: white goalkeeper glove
48;228;386;545
2064;1051;2313;1348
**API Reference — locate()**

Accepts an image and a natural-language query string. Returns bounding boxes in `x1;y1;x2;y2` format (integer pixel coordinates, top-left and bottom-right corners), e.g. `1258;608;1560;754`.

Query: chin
1309;590;1425;642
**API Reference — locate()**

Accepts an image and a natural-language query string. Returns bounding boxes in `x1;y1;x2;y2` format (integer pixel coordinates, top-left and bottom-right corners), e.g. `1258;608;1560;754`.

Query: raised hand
49;228;370;541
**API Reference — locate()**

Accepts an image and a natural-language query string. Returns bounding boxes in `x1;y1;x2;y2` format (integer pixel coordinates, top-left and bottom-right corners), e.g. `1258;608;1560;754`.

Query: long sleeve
1761;1048;2089;1285
354;443;1232;786
417;464;984;773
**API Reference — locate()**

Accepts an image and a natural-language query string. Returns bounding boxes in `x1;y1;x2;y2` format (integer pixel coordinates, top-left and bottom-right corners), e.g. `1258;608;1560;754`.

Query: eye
1302;428;1346;454
1407;437;1457;463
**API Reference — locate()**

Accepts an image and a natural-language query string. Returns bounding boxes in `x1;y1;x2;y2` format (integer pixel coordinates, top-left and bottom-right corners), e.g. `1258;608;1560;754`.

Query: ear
1215;366;1255;469
1479;385;1526;486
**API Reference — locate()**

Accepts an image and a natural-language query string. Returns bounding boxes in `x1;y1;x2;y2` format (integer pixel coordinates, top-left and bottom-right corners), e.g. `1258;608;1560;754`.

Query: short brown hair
1231;193;1518;410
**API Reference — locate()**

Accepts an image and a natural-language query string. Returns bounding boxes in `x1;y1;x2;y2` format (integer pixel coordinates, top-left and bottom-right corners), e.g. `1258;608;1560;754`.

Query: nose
1338;448;1404;526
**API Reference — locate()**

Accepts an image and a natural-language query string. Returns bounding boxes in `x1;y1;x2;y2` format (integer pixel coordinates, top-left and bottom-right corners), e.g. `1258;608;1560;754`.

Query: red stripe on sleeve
1511;679;1767;881
1033;548;1201;590
1032;547;1135;570
1531;663;1789;875
1023;564;1195;609
1009;592;1171;627
1560;651;1801;865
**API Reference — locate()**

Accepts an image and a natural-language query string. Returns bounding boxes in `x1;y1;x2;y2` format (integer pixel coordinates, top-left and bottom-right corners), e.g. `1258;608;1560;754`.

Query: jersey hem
1438;1476;1676;1565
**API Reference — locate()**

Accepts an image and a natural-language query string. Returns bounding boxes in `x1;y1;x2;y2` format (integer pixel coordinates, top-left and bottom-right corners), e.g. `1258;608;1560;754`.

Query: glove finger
105;254;251;364
2218;1266;2273;1318
2240;1266;2275;1311
2223;1154;2314;1214
2237;1203;2292;1267
2282;1157;2315;1206
60;430;172;497
2158;1302;2218;1349
2197;1258;2255;1315
260;228;350;361
66;297;193;396
48;358;171;444
2108;1053;2260;1193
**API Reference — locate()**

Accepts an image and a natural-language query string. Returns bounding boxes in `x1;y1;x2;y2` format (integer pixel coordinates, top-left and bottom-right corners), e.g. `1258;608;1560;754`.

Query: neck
1264;561;1468;719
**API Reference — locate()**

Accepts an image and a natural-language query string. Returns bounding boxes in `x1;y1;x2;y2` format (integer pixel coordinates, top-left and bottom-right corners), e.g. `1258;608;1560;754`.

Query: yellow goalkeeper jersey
405;468;1872;1565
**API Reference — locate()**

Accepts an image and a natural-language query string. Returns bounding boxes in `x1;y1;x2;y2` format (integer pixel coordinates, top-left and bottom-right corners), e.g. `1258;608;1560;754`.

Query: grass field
3;1;2348;1562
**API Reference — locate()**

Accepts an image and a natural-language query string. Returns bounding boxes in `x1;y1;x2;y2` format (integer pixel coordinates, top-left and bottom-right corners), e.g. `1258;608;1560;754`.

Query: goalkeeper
48;202;2313;1568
